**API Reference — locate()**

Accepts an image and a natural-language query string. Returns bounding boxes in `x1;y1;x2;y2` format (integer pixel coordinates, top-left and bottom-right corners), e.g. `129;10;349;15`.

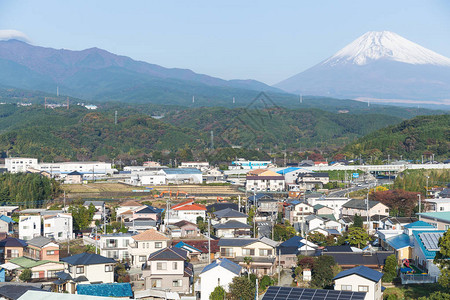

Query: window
46;250;55;255
172;280;182;287
242;249;255;256
76;266;84;274
446;225;450;230
173;262;178;270
385;209;389;213
151;279;162;288
341;285;352;291
259;249;272;256
31;272;40;279
441;207;445;211
45;224;51;227
68;265;72;273
358;285;369;292
48;270;58;278
139;256;147;262
58;232;63;238
105;265;113;272
221;248;233;257
155;242;162;248
157;262;167;270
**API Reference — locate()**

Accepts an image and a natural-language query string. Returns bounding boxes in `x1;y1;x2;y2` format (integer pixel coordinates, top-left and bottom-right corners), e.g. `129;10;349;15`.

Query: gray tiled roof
213;220;251;229
213;208;248;219
26;236;54;248
218;238;256;247
148;247;187;261
200;258;242;275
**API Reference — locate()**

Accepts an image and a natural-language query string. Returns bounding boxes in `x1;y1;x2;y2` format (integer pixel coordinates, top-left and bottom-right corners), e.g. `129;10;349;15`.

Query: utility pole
426;176;430;198
366;192;370;235
103;202;106;234
417;194;421;214
208;216;211;265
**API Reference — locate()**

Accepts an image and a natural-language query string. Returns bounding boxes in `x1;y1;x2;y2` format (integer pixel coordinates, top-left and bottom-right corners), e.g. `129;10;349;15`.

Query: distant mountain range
275;31;450;105
0;39;283;105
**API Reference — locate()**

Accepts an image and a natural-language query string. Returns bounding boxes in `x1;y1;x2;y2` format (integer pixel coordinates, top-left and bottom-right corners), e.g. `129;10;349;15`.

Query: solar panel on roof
262;287;366;300
419;232;442;251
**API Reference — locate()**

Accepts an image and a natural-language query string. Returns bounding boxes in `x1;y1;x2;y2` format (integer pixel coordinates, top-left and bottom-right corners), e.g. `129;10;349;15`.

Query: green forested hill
341;115;450;160
0;104;446;163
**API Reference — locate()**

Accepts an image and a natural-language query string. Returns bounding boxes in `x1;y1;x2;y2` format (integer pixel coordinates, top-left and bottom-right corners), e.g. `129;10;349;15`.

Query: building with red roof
167;199;206;225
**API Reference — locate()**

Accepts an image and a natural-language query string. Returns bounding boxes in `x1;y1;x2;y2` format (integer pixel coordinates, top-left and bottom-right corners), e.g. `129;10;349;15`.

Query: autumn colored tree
370;189;419;217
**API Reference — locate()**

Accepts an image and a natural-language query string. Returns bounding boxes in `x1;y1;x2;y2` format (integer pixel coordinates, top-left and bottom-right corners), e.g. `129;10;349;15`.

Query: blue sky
1;0;450;84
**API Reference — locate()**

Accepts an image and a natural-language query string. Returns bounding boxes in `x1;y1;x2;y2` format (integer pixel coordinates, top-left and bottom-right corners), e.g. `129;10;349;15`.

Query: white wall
43;214;73;241
335;274;382;300
5;158;39;173
199;266;239;300
19;216;41;240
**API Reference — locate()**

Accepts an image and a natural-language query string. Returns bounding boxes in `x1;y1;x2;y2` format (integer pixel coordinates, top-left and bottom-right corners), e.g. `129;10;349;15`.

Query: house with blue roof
77;283;133;299
277;236;318;268
333;265;383;300
0;215;15;234
198;258;242;300
411;230;445;277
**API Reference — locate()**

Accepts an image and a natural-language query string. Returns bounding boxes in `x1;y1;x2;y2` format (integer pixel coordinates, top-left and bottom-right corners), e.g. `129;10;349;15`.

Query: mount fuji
275;31;450;105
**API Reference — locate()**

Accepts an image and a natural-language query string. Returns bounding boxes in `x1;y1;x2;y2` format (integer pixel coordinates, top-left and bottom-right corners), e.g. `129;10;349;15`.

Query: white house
333;265;383;300
166;199;206;224
100;232;135;261
307;196;350;219
285;201;314;224
43;213;73;241
198;258;242;300
424;198;450;212
58;253;116;293
245;170;285;192
5;157;39;173
19;215;41;241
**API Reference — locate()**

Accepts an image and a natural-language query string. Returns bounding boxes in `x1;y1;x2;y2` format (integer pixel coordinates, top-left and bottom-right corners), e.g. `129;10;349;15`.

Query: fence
400;273;437;284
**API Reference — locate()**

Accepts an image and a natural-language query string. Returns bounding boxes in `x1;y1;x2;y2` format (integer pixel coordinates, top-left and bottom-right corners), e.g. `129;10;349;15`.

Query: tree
243;256;253;279
308;232;327;245
210;286;226;300
435;229;450;288
228;276;255;300
311;255;336;288
19;269;31;282
297;255;315;269
345;227;370;248
419;292;450;300
353;214;363;228
259;275;274;291
382;254;398;282
273;224;296;241
69;205;94;230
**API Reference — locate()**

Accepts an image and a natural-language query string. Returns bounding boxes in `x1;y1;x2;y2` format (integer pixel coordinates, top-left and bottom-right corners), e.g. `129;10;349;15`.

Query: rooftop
214;220;251;229
404;220;434;229
0;237;27;248
200;258;242;275
418;212;450;223
162;168;202;174
213;208;247;219
343;199;382;210
76;283;133;298
148;247;187;261
262;286;365;300
9;257;62;269
132;229;169;241
26;236;56;248
333;265;383;282
412;230;445;260
61;253;115;266
386;234;411;250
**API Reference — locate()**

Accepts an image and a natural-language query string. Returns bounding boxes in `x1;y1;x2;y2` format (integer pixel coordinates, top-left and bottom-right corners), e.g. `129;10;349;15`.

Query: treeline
341;115;450;161
393;169;450;193
0;173;61;208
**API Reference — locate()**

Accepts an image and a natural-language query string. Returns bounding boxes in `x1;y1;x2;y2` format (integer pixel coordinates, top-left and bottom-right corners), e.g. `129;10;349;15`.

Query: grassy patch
383;284;443;299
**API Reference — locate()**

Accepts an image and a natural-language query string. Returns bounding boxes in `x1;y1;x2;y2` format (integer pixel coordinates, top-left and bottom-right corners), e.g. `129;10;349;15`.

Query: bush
19;269;31;282
260;275;274;291
382;254;398;282
210;286;226;300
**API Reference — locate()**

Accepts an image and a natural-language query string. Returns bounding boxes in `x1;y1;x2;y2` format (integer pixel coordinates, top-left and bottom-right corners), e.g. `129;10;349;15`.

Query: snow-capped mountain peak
323;31;450;66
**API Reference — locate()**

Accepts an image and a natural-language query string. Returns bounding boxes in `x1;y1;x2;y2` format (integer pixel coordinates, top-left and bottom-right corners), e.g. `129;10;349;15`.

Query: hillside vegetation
342;115;450;160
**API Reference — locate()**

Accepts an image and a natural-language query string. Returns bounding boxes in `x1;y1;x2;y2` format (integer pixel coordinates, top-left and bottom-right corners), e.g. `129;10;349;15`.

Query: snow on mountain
275;31;450;104
323;31;450;67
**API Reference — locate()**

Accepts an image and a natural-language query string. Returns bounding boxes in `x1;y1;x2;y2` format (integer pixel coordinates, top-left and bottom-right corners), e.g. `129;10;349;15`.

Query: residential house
116;200;142;217
19;216;41;241
203;168;225;183
124;219;158;232
214;221;251;238
411;230;445;277
382;217;418;230
0;215;15;235
198;258;242;300
65;171;83;184
218;237;278;276
170;221;200;238
207;203;238;214
257;198;280;216
167;200;206;225
0;284;46;300
132;205;162;222
143;247;193;294
285;201;314;225
24;236;59;262
0;238;27;263
158;168;203;184
128;229;170;268
306;215;342;233
173;239;220;263
248;194;273;206
57;253;116;293
0;206;19;217
307;196;350;219
277;236;318;268
9;256;64;281
418;212;450;230
245;170;285;192
213;208;248;225
296;173;329;190
324;251;393;270
424;198;450;212
100;233;135;261
333;266;383;300
314;204;334;216
43;213;73;241
342;199;390;218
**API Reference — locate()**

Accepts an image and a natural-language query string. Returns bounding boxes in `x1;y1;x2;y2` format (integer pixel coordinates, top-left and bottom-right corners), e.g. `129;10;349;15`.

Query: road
328;179;392;197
